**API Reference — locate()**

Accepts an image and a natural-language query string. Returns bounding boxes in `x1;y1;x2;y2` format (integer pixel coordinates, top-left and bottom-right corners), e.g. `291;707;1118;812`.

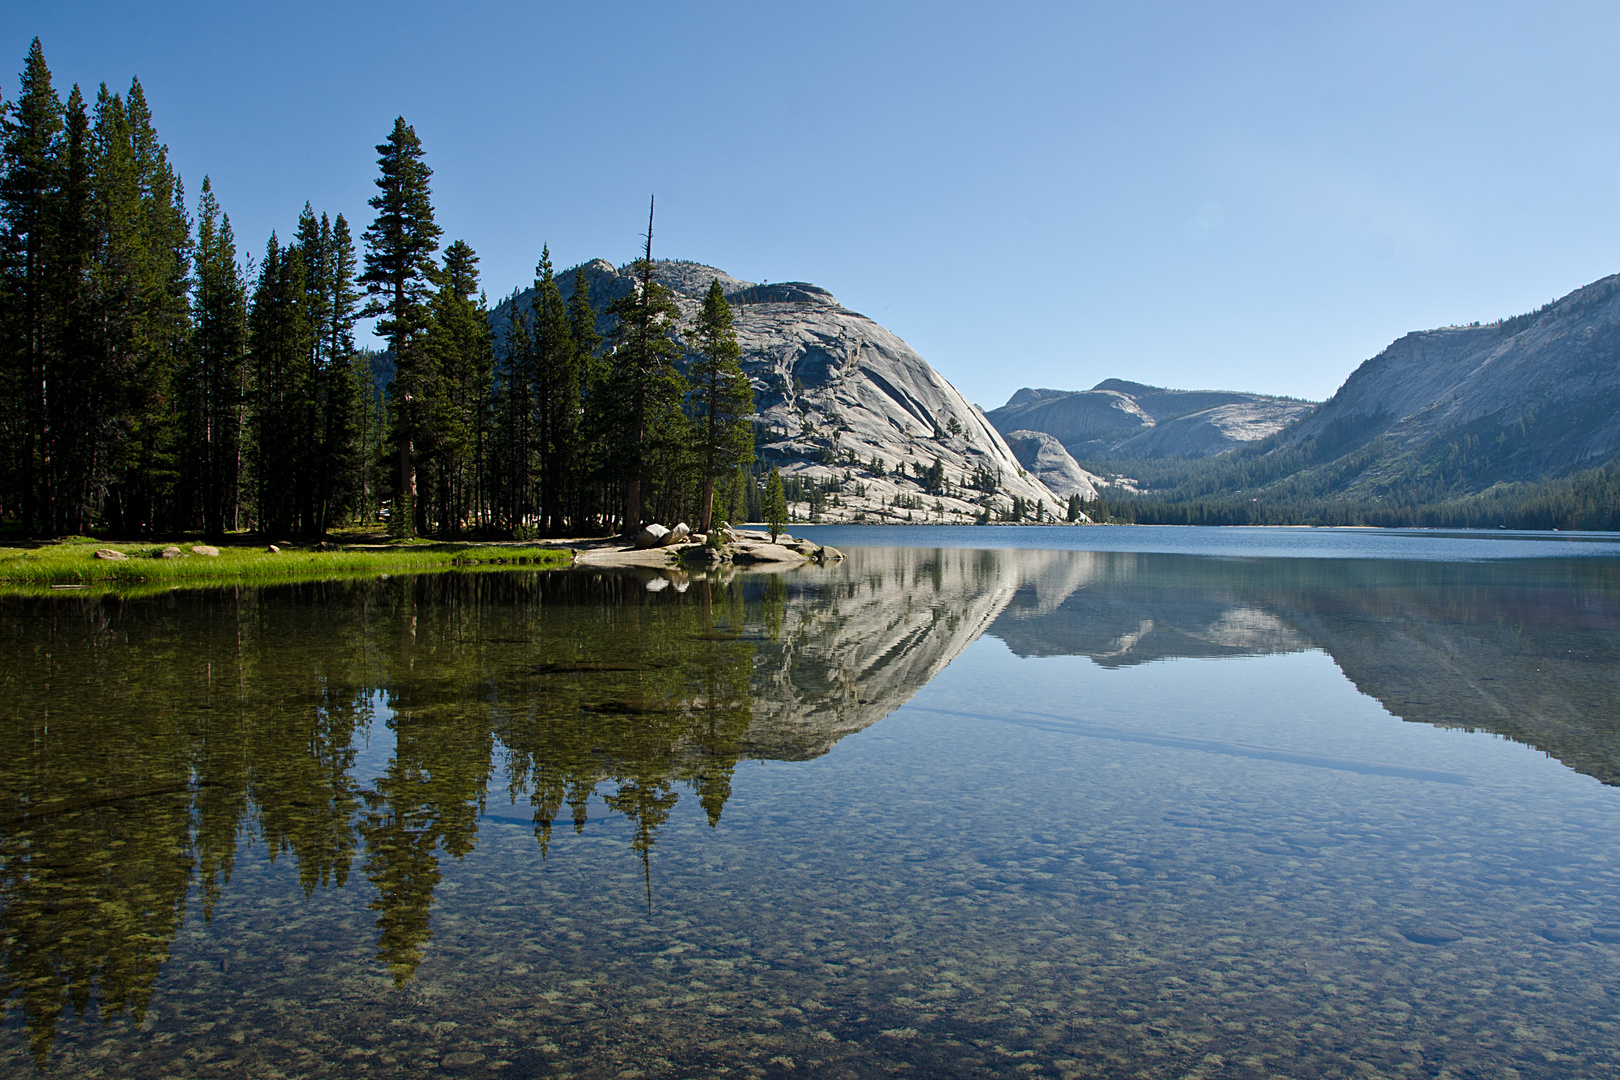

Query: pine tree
529;247;578;533
88;78;193;536
248;233;313;536
567;265;606;530
48;84;94;534
491;296;535;532
688;279;754;533
606;198;685;533
763;467;787;542
317;213;361;531
359;117;441;536
0;38;63;536
189;176;247;539
419;239;491;535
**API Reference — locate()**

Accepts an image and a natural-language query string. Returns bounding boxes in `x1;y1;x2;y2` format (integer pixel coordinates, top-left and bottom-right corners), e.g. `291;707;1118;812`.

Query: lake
3;526;1620;1078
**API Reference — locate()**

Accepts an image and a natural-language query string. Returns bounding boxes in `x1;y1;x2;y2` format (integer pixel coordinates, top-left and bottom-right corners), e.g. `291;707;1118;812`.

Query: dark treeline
0;41;754;541
1072;396;1620;531
1079;461;1620;531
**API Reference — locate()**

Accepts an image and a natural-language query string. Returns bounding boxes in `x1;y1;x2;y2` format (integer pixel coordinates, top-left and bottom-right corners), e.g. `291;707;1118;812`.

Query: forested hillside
1068;276;1620;530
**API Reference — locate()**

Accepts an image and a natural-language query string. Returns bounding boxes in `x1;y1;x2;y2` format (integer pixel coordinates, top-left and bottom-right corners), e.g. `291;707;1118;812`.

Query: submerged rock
1400;925;1463;946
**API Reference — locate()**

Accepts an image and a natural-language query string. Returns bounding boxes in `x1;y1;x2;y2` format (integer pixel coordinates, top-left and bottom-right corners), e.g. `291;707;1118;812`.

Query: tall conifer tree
529;247;577;533
567;266;605;529
606;198;684;532
189;176;247;539
420;239;491;535
359;117;441;536
50;84;95;533
492;297;535;532
0;39;63;536
87;78;192;536
688;279;754;533
248;233;313;536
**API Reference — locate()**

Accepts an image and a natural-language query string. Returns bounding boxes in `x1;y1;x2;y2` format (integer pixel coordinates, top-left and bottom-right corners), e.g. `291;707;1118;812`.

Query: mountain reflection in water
986;551;1620;784
0;547;1617;1071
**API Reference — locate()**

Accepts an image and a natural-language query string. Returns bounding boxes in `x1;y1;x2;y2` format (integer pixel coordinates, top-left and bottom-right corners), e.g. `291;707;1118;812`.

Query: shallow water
2;536;1620;1078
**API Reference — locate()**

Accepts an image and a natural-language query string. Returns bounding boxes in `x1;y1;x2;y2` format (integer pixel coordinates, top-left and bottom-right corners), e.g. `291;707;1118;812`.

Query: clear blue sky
8;2;1620;408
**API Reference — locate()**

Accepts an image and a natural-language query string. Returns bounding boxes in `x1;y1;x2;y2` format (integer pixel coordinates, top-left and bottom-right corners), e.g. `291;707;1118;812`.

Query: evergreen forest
0;41;755;541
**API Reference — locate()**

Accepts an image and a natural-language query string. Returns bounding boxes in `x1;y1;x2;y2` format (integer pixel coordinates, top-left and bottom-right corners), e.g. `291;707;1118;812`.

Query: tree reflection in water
0;571;766;1047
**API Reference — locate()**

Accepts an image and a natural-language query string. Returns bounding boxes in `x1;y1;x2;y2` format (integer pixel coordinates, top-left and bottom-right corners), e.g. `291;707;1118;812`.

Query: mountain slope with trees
1071;277;1620;529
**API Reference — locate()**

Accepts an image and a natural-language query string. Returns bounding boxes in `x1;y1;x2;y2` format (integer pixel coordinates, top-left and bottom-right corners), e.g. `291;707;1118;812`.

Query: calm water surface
3;528;1620;1078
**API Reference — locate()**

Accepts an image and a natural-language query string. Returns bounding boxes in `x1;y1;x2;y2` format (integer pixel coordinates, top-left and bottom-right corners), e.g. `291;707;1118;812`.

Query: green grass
0;539;574;598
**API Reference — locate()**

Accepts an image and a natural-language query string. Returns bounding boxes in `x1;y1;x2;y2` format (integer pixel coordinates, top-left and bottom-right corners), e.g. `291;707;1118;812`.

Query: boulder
658;522;691;547
94;548;127;561
266;544;280;554
190;545;220;557
159;545;184;559
680;545;726;567
816;545;846;561
731;542;809;565
634;524;670;549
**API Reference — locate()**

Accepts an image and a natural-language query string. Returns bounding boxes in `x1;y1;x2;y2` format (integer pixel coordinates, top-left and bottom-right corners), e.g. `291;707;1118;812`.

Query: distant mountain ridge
984;272;1620;523
986;380;1315;461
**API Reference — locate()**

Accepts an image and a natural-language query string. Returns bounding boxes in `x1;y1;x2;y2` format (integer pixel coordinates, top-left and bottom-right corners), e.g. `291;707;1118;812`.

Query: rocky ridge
496;260;1067;524
1271;275;1620;494
986;379;1316;460
1001;430;1103;499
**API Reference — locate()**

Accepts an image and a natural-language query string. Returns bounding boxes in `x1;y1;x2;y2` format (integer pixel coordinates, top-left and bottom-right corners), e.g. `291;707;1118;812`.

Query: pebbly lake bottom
4;541;1620;1078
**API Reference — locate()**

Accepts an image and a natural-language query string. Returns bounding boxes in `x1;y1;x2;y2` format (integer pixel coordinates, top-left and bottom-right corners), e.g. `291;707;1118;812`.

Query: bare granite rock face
986;379;1315;459
497;260;1065;523
1110;400;1315;458
1002;430;1103;501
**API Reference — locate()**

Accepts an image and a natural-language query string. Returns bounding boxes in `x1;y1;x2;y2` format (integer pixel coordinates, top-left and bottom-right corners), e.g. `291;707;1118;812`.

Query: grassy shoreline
0;538;574;598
